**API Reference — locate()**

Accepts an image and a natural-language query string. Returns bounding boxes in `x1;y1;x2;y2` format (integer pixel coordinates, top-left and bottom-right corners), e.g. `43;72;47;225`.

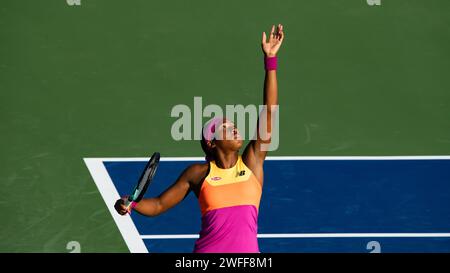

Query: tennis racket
124;152;160;210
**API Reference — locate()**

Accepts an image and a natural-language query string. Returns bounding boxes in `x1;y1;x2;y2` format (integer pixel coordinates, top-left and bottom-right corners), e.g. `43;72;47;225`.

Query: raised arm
243;24;284;171
114;164;206;217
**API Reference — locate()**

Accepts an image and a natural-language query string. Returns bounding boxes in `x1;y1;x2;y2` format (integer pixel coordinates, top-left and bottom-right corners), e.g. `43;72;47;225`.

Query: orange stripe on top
198;156;262;216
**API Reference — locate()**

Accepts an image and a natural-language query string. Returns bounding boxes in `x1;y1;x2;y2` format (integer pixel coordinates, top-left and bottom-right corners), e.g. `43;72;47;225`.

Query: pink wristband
265;56;277;71
127;201;137;214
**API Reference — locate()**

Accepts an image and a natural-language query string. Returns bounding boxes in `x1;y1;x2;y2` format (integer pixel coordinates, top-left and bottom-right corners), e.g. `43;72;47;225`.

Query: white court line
90;155;450;162
84;158;149;253
140;233;450;239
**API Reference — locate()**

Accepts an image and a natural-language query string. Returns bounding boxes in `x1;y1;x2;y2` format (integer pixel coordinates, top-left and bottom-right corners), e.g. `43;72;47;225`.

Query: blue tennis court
93;157;450;253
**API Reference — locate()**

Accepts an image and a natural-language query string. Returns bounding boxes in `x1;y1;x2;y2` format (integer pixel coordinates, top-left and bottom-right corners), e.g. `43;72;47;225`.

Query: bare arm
114;164;206;217
243;24;284;172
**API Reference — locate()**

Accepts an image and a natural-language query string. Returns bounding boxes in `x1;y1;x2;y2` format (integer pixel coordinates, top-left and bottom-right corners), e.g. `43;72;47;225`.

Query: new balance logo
237;170;246;177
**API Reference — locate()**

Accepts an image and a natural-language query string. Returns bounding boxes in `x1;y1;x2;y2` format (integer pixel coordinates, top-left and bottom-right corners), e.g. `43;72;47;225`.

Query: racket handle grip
124;198;137;214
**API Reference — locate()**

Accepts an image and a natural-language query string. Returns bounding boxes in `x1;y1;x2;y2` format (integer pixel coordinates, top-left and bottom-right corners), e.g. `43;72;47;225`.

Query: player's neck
214;151;239;169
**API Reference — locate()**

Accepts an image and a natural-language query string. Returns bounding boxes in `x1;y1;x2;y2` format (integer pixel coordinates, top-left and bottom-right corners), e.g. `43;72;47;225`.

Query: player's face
214;121;243;150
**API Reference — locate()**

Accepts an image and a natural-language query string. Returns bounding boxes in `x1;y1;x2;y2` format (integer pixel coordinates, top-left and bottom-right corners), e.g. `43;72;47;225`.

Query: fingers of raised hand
279;24;284;41
270;25;276;40
275;24;284;41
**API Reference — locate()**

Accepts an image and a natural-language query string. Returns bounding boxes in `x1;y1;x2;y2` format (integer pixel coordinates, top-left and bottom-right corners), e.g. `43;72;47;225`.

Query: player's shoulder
186;162;209;177
185;162;209;175
184;162;209;186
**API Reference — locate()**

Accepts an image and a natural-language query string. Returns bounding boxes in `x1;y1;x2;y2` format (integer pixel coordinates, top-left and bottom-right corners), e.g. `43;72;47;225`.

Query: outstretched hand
262;24;284;57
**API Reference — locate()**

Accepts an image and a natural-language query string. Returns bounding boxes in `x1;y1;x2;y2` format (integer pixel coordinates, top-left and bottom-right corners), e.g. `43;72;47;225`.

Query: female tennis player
115;24;285;253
